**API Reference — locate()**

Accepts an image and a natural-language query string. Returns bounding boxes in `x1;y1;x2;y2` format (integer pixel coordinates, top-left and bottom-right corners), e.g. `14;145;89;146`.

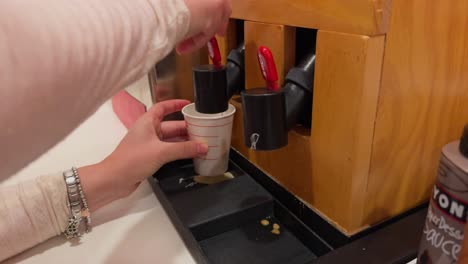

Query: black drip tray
150;152;429;264
200;214;315;264
151;160;331;264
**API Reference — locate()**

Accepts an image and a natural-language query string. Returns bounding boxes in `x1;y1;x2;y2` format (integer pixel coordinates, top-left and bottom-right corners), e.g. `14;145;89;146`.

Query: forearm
0;173;69;262
0;0;189;180
78;161;129;213
0;160;130;262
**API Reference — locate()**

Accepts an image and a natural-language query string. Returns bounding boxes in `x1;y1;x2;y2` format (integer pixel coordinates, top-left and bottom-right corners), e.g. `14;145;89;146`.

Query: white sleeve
0;0;190;180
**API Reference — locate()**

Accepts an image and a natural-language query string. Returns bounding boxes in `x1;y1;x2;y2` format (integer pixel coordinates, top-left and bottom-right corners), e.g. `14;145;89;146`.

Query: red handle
208;37;222;68
257;46;279;91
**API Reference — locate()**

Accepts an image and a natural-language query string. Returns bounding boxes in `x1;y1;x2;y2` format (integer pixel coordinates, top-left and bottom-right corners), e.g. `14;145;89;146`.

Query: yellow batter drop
260;219;270;226
273;223;280;230
271;229;281;235
193;172;235;185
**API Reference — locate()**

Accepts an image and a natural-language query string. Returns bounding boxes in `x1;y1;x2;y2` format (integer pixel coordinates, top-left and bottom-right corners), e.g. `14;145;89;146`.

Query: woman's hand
177;0;232;54
79;100;208;212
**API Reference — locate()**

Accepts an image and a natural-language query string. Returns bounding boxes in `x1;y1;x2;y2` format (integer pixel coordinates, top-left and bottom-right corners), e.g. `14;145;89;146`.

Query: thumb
158;141;209;164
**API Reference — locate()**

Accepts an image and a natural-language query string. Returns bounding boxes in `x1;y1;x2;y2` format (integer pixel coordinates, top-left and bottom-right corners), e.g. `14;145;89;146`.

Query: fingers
158;141;209;164
148;99;190;122
177;0;232;54
226;0;232;17
160;121;187;140
217;0;231;36
217;20;229;37
176;33;211;55
163;136;189;143
176;38;195;55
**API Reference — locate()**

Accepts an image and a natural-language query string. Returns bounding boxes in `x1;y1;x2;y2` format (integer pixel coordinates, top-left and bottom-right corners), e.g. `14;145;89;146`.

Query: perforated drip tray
148;150;428;264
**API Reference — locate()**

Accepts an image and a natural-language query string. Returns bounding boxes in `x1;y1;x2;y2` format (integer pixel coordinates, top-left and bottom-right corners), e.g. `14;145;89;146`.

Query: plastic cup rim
182;103;236;120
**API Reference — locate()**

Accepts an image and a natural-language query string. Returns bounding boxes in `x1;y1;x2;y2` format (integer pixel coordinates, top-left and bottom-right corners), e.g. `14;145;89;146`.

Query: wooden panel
244;21;296;89
230;98;315;218
232;0;392;36
365;0;468;225
310;31;385;232
231;21;318;226
232;22;385;233
212;20;238;65
460;223;468;262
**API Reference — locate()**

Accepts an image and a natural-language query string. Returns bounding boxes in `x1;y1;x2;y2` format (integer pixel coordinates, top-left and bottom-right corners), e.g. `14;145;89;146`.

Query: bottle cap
193;65;228;114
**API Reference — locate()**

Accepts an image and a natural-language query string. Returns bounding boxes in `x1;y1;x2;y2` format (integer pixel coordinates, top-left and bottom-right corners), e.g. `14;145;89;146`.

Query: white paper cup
182;103;236;176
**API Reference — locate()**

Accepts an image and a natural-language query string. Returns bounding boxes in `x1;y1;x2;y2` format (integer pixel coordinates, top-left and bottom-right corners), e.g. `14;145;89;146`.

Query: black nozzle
283;53;315;129
285;53;315;94
193;65;228;114
283;83;308;129
226;43;245;99
241;88;287;151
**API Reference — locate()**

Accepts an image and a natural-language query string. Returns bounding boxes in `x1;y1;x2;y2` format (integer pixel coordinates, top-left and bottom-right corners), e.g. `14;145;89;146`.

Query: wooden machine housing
172;0;468;235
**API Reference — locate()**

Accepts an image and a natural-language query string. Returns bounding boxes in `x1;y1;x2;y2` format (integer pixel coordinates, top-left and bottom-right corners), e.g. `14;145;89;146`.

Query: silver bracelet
72;167;91;232
63;167;92;238
63;169;83;238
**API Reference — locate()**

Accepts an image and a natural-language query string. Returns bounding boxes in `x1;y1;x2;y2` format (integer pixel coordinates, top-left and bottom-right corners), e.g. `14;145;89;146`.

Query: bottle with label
417;125;468;264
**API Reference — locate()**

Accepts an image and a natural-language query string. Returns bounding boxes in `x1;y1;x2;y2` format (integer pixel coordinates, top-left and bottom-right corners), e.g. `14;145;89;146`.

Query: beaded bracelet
72;167;91;233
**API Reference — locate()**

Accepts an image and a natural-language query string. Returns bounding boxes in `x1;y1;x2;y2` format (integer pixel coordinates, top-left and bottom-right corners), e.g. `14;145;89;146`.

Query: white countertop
1;101;196;264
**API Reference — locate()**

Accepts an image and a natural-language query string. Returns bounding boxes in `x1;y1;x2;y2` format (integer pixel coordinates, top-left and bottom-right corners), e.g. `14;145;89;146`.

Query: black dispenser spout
283;52;315;129
226;43;245;99
192;41;245;114
241;48;315;151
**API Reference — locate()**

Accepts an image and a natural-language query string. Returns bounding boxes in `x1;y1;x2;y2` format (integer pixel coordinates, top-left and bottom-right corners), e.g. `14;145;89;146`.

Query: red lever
257;46;279;91
208;37;222;68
